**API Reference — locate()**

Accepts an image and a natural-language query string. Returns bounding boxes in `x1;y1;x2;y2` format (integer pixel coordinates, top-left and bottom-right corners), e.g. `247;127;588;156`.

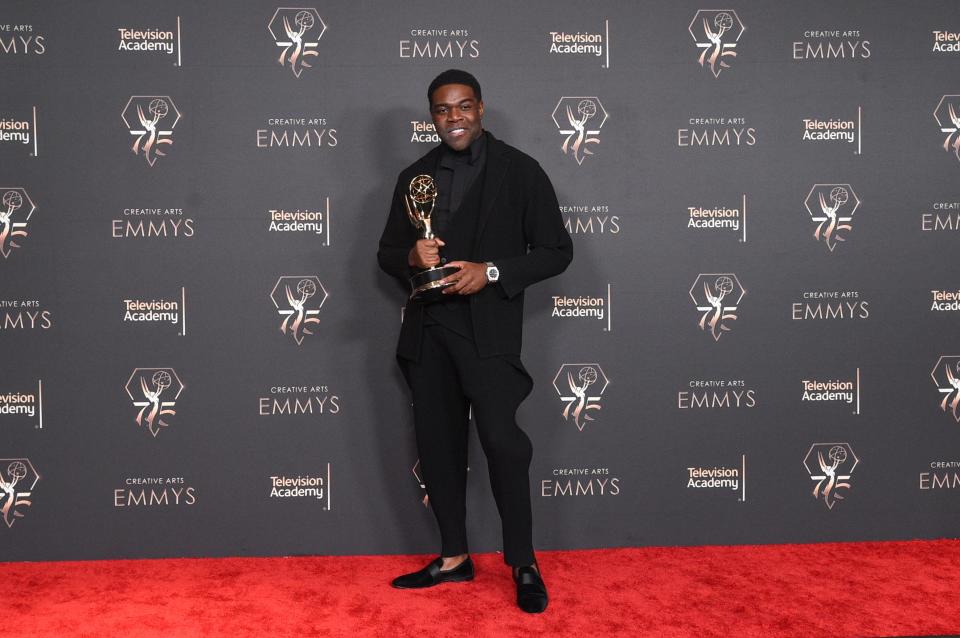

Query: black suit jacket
377;132;573;361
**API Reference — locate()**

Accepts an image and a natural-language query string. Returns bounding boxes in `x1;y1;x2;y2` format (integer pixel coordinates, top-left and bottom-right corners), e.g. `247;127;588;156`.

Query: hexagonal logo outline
551;97;609;165
803;184;861;252
689;10;746;78
934;95;960;162
270;275;328;345
803;442;858;510
121;96;182;167
0;187;37;259
268;8;327;78
931;355;960;423
124;367;185;437
553;363;610;431
689;273;746;341
0;458;40;528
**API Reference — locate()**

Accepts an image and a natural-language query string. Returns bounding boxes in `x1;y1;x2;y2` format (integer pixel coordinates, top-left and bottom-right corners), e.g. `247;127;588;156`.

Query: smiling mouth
447;127;467;136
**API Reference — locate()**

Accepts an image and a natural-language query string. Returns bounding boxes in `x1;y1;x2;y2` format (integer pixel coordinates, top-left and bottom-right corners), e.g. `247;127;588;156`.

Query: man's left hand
441;262;488;295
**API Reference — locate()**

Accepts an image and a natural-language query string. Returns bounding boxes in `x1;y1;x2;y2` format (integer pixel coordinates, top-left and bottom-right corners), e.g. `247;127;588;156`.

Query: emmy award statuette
404;174;460;302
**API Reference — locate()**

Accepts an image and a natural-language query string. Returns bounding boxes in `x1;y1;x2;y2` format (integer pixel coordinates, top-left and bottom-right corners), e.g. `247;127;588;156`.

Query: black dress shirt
432;133;487;242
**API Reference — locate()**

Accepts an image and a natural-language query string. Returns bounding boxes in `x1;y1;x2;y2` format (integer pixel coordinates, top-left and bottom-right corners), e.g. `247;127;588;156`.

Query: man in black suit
377;69;572;613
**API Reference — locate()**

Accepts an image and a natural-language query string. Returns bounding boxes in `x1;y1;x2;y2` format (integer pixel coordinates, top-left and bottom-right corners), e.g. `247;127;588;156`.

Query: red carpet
4;541;960;637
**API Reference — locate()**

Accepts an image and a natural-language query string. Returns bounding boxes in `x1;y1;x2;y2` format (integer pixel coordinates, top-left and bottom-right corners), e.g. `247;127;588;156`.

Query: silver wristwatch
485;262;500;283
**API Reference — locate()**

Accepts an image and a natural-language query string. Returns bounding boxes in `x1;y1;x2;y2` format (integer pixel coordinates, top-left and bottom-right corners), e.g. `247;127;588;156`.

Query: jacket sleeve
377;176;418;284
495;161;573;299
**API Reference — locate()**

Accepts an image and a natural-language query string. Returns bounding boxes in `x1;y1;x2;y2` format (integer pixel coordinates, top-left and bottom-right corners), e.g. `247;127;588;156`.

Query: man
377;69;572;614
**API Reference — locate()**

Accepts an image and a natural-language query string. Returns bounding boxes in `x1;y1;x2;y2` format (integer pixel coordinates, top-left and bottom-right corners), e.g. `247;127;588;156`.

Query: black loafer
391;557;474;589
514;566;548;613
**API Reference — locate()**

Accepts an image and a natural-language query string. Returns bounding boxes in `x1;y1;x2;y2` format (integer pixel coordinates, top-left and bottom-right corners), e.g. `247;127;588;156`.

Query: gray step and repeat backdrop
3;0;960;562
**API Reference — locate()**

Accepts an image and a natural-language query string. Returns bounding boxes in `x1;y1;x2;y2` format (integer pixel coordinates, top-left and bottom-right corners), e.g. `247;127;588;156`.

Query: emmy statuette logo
0;188;35;259
121;96;181;166
551;97;608;165
553;364;610;431
803;443;858;510
689;273;746;340
0;458;39;527
270;276;328;345
932;356;960;423
124;368;185;437
268;8;326;78
689;10;745;77
804;184;860;252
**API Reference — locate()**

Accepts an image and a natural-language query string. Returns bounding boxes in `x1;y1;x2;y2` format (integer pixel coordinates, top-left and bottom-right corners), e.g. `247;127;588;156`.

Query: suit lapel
472;133;510;255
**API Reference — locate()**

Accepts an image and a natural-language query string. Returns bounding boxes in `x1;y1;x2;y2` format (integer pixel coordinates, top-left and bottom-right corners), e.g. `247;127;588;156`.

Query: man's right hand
408;238;445;269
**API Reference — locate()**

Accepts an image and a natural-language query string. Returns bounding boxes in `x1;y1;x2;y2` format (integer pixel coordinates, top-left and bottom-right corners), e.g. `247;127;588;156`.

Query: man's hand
408;238;445;269
441;261;488;295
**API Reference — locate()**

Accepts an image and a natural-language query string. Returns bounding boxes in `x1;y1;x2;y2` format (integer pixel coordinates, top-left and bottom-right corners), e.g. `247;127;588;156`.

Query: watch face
486;266;499;281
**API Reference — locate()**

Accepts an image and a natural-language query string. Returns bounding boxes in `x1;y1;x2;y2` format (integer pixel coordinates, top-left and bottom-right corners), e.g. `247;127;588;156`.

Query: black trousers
400;323;535;567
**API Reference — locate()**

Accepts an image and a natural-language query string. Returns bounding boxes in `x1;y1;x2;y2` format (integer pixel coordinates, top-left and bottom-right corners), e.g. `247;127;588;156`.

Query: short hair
427;69;482;105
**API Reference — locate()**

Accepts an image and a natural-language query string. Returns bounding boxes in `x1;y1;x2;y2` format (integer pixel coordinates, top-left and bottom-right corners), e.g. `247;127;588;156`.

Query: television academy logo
409;120;439;144
687;455;746;501
268;465;331;510
802;109;862;154
933;30;960;54
268;8;326;78
689;10;745;77
116;18;182;66
686;195;747;242
124;368;184;437
931;356;960;423
804;443;858;510
271;276;327;345
550;285;612;331
552;97;608;165
553;364;609;431
0;381;43;428
935;96;960;163
548;19;610;68
0;458;39;527
931;289;960;313
122;96;181;166
802;369;861;414
804;184;860;252
122;288;186;335
0;188;35;259
268;198;331;245
689;273;745;340
1;107;38;156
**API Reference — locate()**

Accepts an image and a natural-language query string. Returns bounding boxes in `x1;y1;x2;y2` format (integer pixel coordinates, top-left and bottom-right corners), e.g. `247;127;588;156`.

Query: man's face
430;83;484;152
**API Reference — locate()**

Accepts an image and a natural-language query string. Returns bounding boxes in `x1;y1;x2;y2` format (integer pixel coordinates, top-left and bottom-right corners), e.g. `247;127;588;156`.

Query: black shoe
513;565;548;613
390;556;474;589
